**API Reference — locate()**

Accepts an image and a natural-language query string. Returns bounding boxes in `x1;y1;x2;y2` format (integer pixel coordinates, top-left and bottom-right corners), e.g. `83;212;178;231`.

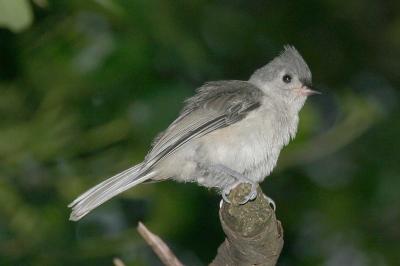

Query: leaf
0;0;33;33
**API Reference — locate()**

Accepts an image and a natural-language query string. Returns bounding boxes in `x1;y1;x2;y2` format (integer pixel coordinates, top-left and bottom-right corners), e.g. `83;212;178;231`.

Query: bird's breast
197;106;297;182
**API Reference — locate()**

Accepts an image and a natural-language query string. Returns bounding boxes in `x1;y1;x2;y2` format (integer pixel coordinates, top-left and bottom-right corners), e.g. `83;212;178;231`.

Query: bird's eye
282;74;292;83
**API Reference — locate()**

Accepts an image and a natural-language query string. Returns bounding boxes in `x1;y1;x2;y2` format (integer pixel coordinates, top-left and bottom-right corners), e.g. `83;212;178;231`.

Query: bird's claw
239;183;257;204
263;194;276;211
222;188;232;203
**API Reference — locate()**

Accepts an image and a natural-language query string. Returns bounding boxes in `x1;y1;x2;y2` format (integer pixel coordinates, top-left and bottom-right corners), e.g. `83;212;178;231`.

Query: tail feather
69;163;156;221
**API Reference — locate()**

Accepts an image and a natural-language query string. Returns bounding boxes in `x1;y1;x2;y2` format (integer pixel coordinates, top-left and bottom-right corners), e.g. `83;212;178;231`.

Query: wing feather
144;80;263;166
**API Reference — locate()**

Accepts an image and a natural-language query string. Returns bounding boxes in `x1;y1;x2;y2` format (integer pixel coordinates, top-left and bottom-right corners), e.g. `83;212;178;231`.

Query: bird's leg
210;164;257;205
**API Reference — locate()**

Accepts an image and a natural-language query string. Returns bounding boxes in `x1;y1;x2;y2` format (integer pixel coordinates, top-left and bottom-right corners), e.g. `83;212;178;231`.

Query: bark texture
210;184;284;266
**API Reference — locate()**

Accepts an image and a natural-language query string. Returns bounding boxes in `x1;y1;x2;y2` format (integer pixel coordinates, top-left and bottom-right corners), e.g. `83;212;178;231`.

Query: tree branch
137;184;283;266
210;184;284;266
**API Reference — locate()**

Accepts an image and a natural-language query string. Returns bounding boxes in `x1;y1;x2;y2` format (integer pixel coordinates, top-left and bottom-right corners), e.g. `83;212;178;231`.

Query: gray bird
69;45;318;221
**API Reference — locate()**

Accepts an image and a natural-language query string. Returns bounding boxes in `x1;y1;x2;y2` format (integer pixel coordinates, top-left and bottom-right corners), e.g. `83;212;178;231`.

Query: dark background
0;0;399;265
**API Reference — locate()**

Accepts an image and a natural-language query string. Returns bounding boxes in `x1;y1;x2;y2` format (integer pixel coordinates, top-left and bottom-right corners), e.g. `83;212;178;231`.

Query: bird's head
249;46;318;111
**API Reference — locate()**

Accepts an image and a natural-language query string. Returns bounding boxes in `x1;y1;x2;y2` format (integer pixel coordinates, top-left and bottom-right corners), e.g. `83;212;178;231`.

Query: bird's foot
222;179;258;205
208;164;258;205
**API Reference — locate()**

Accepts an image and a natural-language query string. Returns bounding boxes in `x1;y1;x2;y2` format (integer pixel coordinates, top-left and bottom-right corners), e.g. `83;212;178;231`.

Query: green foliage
0;0;399;265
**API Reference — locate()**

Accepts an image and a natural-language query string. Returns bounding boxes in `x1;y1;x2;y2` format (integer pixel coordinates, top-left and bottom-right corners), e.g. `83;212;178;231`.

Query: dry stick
137;222;184;266
113;257;126;266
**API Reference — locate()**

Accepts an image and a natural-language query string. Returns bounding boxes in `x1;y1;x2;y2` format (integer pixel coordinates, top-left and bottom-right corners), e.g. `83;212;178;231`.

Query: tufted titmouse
69;45;318;221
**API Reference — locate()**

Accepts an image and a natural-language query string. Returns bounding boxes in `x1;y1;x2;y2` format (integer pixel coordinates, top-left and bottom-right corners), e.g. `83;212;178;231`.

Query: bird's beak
298;85;321;96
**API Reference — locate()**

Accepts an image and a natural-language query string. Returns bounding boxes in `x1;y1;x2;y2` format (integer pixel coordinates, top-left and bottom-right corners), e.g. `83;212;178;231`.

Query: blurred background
0;0;399;265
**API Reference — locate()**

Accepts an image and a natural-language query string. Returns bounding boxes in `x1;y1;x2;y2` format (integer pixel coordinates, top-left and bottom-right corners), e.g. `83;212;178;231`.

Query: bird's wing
143;80;264;167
